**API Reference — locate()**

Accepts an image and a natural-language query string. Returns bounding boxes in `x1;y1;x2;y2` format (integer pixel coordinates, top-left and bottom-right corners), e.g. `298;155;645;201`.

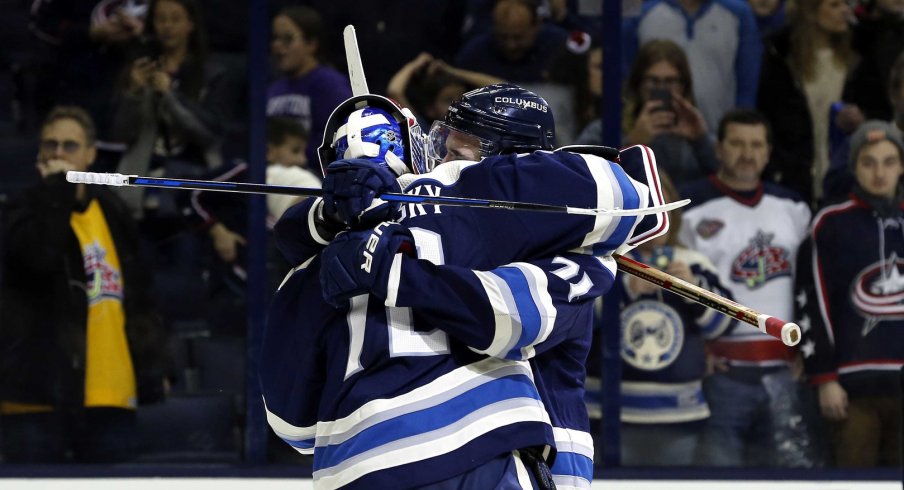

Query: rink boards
2;479;900;489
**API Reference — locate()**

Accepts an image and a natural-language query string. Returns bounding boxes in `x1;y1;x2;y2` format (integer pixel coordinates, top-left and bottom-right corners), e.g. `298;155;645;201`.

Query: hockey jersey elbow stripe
579;156;620;249
592;162;642;256
472;271;520;356
473;266;557;359
603;165;642;253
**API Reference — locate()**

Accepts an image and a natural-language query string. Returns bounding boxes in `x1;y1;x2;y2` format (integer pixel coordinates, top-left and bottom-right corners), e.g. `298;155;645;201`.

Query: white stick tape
66;171;131;186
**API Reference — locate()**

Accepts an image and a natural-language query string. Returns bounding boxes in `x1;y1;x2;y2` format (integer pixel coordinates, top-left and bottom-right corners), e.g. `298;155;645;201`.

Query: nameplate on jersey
399;184;443;220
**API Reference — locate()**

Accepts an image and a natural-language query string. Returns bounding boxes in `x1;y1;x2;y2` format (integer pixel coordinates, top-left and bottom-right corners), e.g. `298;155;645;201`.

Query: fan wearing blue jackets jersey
259;84;669;489
679;109;812;467
795;121;904;467
618;173;736;467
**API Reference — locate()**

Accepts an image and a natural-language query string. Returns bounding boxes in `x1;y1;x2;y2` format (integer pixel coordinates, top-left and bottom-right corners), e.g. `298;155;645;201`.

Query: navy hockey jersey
260;149;660;489
797;195;904;395
619;247;735;424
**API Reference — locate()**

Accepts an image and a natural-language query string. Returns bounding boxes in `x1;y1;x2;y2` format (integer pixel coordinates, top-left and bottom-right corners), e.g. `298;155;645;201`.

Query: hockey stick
613;253;801;346
65;171;689;217
343;25;369;97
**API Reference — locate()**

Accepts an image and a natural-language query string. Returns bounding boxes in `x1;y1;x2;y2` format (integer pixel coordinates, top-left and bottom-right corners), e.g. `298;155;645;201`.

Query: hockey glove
322;158;402;229
320;221;415;307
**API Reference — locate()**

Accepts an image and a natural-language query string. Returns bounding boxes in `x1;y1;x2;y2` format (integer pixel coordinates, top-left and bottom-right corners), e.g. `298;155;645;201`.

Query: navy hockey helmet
319;94;428;177
427;83;556;167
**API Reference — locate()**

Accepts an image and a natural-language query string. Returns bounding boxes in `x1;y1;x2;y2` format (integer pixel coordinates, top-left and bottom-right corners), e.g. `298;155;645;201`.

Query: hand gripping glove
322;158;402;229
320;221;415;307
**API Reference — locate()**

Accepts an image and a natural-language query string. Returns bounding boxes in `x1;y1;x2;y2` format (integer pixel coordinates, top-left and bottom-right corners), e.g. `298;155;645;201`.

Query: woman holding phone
623;40;718;186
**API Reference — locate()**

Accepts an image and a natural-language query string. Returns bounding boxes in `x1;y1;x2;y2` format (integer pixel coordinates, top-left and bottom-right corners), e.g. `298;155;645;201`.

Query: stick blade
343;25;368;96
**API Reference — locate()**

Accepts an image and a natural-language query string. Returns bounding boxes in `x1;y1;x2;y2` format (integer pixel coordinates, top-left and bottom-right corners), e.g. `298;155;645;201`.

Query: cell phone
137;36;163;60
648;88;674;113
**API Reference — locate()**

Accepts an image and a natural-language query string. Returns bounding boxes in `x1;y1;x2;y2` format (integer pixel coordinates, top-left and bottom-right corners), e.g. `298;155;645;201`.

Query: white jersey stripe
313;403;549;489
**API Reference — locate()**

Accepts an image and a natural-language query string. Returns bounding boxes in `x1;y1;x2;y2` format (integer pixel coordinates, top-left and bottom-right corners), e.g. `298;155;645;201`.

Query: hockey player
260;85;667;488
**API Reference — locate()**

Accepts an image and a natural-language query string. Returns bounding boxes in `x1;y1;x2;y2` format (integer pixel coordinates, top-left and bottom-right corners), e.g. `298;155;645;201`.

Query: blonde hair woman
757;0;860;207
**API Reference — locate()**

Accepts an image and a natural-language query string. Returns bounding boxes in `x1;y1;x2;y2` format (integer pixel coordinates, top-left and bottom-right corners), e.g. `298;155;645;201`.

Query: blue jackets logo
620;300;684;370
730;231;791;289
852;253;904;325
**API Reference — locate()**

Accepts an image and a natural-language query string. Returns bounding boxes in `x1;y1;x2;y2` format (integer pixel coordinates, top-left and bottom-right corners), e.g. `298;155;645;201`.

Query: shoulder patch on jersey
695;219;724;239
620;300;685;371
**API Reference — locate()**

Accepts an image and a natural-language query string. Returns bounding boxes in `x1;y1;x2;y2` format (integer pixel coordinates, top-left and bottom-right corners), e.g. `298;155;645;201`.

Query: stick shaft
68;172;683;217
124;175;586;212
129;176;325;197
613;254;801;346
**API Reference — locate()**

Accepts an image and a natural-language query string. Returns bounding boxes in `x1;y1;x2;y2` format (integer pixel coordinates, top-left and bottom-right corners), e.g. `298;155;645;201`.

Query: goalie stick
343;25;369;97
65;171;688;217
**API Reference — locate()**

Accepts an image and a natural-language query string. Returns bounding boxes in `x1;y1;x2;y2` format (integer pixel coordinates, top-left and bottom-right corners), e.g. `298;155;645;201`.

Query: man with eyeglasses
0;106;167;463
623;0;763;135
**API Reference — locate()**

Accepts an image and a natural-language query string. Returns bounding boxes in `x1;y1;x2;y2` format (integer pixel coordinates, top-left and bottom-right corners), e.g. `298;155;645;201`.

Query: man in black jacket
0;106;167;463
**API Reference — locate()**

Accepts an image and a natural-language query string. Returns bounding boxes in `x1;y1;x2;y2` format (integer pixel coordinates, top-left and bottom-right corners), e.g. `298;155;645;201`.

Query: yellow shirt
70;199;137;409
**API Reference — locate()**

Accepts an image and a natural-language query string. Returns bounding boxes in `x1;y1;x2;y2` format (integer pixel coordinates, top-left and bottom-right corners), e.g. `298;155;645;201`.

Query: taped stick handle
613;253;801;346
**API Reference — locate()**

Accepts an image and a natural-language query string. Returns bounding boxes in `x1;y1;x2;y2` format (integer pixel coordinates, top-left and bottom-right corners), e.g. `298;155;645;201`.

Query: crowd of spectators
0;0;901;471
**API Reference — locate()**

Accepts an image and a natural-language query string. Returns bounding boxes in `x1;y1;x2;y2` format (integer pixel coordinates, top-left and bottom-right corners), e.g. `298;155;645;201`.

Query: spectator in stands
569;45;603;142
623;0;762;136
591;40;716;186
757;0;860;207
188;117;319;266
386;52;504;128
748;0;787;36
318;0;464;95
266;6;352;167
455;0;568;83
460;0;601;45
29;0;147;136
844;0;904;122
797;120;904;468
619;173;736;466
0;106;168;463
679;109;813;467
824;53;904;201
180;117;321;333
110;0;228;218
